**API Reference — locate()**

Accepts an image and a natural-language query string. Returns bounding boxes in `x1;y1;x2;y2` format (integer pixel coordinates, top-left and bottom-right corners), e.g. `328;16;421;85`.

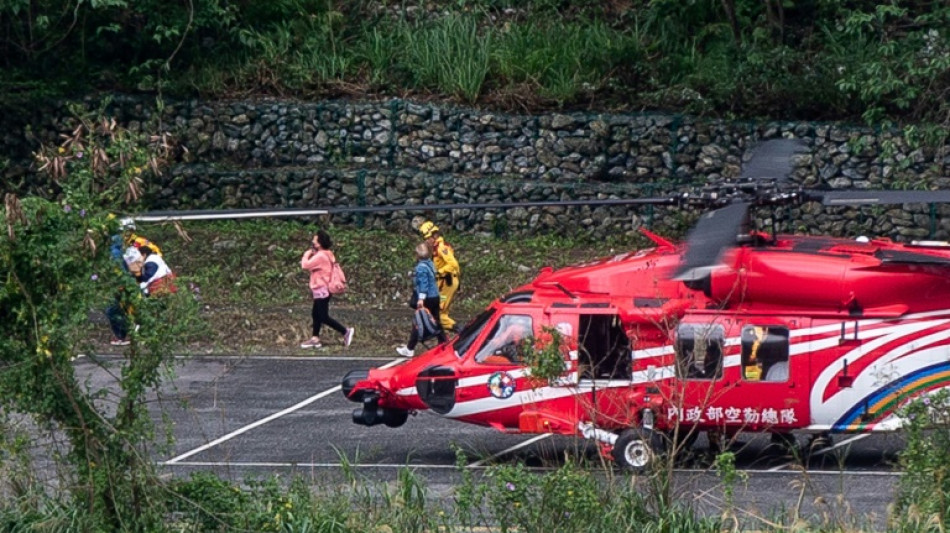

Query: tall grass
397;14;492;103
227;11;648;108
236;14;355;91
492;20;638;103
3;460;725;532
142;219;643;309
206;4;950;122
355;26;399;87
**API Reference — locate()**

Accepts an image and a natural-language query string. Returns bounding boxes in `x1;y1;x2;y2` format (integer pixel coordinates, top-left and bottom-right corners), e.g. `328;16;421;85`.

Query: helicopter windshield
474;315;534;365
454;309;495;358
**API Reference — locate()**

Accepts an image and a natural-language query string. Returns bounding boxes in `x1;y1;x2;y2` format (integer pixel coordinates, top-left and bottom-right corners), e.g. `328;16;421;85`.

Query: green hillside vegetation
3;1;950;127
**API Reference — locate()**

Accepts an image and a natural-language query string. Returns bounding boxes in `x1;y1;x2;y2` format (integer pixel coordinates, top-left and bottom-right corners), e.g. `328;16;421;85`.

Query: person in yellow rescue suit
119;217;163;259
419;220;460;332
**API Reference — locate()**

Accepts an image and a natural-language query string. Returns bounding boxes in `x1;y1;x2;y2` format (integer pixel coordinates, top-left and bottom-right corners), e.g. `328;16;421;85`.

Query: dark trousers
311;296;346;337
407;296;447;350
106;298;128;339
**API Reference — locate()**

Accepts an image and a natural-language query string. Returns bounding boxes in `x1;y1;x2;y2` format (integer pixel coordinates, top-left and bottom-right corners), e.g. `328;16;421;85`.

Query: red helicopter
338;139;950;471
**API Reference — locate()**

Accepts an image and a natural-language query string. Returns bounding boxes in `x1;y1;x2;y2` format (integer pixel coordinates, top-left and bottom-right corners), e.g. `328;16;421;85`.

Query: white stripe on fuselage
443;380;632;419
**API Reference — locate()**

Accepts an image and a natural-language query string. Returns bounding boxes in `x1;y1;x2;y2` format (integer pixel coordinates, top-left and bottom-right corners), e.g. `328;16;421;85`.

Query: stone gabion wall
3;96;950;240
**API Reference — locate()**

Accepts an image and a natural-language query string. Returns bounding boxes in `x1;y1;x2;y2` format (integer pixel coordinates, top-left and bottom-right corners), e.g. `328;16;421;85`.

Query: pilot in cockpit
475;315;532;364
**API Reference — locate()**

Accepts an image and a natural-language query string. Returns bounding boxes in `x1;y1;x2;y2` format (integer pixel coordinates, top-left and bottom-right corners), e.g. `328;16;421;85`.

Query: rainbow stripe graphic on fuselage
832;362;950;431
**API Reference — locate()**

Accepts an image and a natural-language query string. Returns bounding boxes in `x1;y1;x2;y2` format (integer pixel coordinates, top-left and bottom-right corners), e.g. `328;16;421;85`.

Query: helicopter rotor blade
815;190;950;206
670;139;806;281
132;197;678;222
673;201;750;281
740;138;808;184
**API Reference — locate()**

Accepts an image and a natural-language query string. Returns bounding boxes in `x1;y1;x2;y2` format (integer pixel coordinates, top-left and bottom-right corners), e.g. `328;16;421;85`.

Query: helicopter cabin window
675;324;724;380
578;314;631;380
740;325;790;382
474;315;533;365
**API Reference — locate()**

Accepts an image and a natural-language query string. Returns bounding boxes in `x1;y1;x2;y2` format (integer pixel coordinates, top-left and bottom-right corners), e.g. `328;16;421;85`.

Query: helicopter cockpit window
475;315;534;365
741;325;790;382
675;324;724;380
454;309;496;359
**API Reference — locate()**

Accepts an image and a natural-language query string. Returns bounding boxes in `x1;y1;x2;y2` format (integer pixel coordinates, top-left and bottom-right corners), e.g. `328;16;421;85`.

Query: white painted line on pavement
161;460;901;476
467;434;552;468
165;461;463;469
162;358;406;465
163;386;341;464
767;433;870;472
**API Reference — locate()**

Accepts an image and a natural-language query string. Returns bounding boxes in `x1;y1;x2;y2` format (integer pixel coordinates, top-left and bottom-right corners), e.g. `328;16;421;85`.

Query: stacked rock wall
2;96;949;239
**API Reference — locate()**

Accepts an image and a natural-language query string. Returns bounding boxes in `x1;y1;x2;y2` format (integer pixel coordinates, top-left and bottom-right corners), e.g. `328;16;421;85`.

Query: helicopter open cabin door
673;314;810;434
545;305;633;385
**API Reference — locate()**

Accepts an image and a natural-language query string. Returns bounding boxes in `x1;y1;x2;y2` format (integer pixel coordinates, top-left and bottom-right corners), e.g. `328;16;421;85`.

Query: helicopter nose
341;370;369;401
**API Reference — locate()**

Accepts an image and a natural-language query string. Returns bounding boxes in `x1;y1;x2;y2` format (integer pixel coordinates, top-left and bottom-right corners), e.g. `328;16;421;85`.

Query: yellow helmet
419;220;439;239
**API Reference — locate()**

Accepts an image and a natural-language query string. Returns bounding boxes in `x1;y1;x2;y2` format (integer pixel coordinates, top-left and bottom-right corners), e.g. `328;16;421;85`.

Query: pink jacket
301;248;335;291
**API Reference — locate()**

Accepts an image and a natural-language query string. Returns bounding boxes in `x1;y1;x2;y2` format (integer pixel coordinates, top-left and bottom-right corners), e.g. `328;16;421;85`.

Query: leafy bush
169;474;356;532
0;110;202;530
893;389;950;531
830;3;950;125
522;326;570;383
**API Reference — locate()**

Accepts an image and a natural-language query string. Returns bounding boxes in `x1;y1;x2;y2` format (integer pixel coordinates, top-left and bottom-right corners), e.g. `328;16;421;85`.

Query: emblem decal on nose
488;371;516;399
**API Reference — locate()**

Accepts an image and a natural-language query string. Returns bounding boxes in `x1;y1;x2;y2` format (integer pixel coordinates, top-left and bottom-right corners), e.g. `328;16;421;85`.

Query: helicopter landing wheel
769;432;797;453
807;432;833;453
612;428;666;473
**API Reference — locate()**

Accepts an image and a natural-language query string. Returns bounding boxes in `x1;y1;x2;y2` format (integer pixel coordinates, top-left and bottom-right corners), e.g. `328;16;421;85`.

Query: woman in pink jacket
300;230;354;349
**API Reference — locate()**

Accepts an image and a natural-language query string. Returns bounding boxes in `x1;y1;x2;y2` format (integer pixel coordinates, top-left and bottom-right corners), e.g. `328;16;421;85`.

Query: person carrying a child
106;218;165;346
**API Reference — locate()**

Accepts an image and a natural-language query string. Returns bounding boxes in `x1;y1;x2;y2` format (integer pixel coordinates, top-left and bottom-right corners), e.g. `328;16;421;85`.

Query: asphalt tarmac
74;354;903;530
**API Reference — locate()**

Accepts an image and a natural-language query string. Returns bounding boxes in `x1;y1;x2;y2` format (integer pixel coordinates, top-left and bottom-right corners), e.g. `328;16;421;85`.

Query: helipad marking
467;434;552;467
165;461;463;469
161;460;901;476
162;358;405;465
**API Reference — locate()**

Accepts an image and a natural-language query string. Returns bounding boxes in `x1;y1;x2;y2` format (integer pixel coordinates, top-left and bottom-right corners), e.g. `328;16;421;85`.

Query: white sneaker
344;327;355;347
395;345;414;358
